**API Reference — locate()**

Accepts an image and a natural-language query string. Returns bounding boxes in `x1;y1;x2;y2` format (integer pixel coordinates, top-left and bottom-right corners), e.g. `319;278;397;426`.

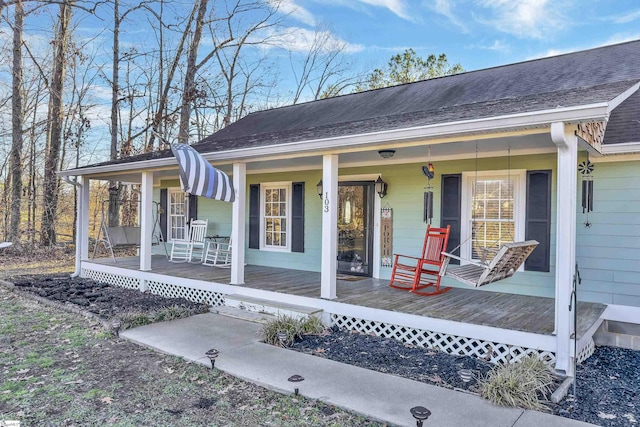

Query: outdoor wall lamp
316;180;323;199
375;176;388;199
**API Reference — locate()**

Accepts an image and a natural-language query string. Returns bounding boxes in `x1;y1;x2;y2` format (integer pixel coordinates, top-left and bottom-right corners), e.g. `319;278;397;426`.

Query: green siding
576;160;640;306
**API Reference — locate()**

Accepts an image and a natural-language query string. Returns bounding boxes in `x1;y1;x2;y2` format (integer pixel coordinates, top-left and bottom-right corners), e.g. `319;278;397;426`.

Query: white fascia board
607;82;640;112
59;102;610;178
600;142;640;155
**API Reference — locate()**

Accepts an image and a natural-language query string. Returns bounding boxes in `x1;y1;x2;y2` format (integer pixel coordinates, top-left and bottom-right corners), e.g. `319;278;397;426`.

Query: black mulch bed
556;346;639;426
291;327;494;393
9;274;209;319
291;328;640;426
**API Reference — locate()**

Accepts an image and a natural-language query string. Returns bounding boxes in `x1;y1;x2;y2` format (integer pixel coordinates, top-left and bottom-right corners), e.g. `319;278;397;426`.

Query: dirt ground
0;252;382;426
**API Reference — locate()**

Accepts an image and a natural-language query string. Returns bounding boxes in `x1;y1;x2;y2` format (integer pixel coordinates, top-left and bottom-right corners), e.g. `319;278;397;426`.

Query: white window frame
460;169;526;266
168;188;187;242
260;182;292;252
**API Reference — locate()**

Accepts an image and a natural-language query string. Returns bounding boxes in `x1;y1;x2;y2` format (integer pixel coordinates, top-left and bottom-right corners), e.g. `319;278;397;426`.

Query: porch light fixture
316;180;323;199
287;374;304;396
410;406;431;426
378;149;396;159
205;348;219;369
375;176;388;199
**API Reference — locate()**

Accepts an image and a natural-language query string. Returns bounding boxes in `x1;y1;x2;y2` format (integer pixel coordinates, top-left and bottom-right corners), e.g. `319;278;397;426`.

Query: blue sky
282;0;640;72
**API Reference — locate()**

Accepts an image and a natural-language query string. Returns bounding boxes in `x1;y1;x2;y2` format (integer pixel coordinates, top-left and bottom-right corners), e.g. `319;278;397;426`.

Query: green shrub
479;356;554;412
260;315;325;346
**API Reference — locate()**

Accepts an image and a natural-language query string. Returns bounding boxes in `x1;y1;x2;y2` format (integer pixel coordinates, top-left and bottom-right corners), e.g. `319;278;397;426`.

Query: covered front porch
83;255;606;367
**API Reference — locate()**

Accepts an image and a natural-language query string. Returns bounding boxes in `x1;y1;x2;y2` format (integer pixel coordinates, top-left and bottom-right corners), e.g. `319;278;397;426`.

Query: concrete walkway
120;313;594;427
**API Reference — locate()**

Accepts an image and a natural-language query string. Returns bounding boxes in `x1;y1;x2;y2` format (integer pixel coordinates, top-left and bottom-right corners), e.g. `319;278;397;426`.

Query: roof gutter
58;102;610;177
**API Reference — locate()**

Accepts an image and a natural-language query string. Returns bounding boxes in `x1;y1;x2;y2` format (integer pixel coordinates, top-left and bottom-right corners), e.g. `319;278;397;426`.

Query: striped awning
171;143;235;202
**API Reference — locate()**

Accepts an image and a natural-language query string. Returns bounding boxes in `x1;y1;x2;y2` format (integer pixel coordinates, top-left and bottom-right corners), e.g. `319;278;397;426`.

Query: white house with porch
60;40;640;376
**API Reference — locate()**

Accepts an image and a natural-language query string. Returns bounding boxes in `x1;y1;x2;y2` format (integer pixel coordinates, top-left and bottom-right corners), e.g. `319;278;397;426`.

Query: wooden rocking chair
389;225;451;296
439;240;538;287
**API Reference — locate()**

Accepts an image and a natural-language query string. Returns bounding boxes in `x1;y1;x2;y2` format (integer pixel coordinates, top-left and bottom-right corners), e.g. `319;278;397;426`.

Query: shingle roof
196;39;640;151
72;40;640;171
603;90;640;145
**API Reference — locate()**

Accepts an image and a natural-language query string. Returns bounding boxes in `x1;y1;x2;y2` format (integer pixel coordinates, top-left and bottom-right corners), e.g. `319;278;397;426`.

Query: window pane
279;202;286;216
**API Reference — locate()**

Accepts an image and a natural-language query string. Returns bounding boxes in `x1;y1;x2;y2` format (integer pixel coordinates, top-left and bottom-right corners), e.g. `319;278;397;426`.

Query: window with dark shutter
188;194;198;222
525;170;551;272
249;184;260;249
291;182;305;253
441;174;462;265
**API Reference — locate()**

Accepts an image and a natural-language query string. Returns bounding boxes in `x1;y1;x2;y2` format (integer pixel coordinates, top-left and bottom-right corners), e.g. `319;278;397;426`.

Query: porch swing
439;145;538;288
92;194;167;263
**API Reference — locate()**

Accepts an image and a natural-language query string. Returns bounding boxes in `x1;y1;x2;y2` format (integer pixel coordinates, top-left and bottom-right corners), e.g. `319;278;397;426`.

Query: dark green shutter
160;189;167;242
188;194;198;222
441;174;462;264
249;184;260;249
291;182;305;253
525;170;551;272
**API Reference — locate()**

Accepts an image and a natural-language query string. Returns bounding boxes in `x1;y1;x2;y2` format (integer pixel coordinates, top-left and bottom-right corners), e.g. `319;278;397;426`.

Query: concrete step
224;294;322;320
593;320;640;350
210;305;275;324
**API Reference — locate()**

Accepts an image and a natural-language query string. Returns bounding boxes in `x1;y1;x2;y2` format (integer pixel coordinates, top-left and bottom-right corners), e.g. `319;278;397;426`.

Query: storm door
337;182;374;276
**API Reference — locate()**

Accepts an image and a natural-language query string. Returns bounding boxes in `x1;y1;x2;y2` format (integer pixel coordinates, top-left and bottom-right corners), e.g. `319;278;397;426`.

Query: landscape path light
410;406;431;426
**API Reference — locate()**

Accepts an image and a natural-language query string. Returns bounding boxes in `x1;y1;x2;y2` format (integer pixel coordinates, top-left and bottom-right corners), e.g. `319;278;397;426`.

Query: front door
337;181;374;276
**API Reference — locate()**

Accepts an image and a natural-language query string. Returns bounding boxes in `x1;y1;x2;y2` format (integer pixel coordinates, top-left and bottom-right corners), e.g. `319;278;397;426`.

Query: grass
118;304;209;330
0;287;380;426
479;356;555;412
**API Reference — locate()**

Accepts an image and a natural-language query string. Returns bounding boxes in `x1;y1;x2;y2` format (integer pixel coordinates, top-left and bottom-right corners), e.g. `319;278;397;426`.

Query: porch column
551;122;577;376
139;171;154;271
74;176;90;276
321;154;338;299
231;163;246;285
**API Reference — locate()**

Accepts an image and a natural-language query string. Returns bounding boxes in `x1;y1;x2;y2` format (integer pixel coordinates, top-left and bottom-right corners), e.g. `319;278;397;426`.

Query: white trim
600;142;640;155
140;172;154;271
321;155;339;299
602;304;640;324
607;81;640;112
231;163;246;285
260;181;292;252
59;103;610;177
460;169;527;264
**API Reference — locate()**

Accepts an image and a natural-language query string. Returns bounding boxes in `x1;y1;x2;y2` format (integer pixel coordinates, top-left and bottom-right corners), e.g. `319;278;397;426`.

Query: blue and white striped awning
171;143;235;202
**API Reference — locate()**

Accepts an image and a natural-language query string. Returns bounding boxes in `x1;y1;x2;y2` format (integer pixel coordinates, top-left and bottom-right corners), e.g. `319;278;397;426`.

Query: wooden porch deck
91;255;606;340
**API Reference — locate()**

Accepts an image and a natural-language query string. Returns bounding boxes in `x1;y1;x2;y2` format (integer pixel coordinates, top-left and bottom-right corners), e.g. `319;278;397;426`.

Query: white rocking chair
439;240;539;287
203;237;232;268
170;219;208;263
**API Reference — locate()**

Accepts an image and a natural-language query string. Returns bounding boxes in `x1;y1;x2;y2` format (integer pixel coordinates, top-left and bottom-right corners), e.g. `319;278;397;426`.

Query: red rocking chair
389;225;451;296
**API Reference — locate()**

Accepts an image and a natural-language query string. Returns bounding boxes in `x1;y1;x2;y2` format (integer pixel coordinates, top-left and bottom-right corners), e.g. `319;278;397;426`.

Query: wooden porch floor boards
90;255;605;340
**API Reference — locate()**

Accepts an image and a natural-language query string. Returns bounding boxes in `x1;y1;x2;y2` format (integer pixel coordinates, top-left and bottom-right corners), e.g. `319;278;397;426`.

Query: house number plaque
323;192;329;212
381;207;393;267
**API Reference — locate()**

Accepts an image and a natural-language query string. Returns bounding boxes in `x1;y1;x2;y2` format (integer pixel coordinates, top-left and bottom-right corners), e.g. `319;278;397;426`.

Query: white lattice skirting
146;280;224;306
330;314;557;365
82;268;225;307
82;269;140;290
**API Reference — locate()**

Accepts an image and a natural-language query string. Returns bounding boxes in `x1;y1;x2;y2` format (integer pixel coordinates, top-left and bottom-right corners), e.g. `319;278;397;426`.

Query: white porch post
74;176;90;276
140;171;154;271
551;122;577;376
321;154;338;299
231;163;246;285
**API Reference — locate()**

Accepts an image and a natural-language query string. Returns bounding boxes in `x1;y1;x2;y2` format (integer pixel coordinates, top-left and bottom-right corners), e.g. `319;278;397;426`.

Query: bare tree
41;0;74;246
8;0;25;243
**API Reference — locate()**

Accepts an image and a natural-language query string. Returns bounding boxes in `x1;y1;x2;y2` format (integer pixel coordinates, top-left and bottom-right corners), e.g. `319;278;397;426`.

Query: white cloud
358;0;411;20
481;40;510;52
432;0;468;32
263;26;364;53
273;0;316;26
612;9;640;24
474;0;569;40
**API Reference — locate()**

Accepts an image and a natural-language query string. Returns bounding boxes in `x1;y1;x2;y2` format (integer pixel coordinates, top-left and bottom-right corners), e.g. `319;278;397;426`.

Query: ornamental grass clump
261;315;325;346
479;356;555;412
